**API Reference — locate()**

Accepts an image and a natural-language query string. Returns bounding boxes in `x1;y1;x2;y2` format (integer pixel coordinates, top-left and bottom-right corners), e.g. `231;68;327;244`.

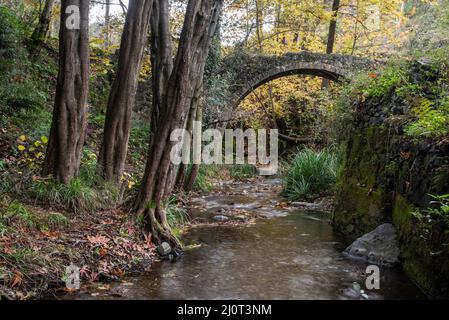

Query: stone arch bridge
219;51;378;110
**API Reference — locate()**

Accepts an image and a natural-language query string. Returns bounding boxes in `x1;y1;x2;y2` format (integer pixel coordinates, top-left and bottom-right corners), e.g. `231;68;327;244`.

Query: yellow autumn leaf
41;136;48;144
34;141;41;147
36;152;44;158
17;145;26;151
19;135;26;142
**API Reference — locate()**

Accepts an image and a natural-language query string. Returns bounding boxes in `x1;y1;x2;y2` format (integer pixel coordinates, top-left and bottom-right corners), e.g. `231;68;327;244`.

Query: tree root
140;206;183;250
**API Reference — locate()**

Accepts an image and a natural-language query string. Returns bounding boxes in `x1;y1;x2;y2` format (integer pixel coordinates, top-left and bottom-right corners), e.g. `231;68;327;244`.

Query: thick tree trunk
174;86;201;191
184;102;203;192
30;0;56;52
150;0;173;136
43;0;90;185
98;0;153;183
137;0;223;247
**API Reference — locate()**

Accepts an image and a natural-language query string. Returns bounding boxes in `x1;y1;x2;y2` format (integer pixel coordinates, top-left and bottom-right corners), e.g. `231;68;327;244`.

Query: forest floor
1;174;330;300
0;206;156;300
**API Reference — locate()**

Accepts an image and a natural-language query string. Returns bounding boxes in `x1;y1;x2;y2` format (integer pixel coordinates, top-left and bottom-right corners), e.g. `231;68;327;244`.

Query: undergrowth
334;57;449;140
281;148;337;201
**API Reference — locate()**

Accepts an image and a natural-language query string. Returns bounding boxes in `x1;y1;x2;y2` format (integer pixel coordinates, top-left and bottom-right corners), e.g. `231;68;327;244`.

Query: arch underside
232;62;348;108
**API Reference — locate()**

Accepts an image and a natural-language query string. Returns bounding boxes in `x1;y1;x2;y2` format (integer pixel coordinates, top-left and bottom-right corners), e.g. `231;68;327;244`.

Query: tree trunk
174;79;202;192
326;0;340;54
98;0;153;183
30;0;56;52
104;0;111;48
136;0;223;247
184;102;203;192
43;0;90;185
255;0;264;53
323;0;340;88
150;0;173;137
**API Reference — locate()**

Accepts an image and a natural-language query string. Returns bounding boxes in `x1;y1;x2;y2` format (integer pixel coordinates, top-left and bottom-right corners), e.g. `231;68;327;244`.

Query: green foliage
193;165;221;192
0;6;54;134
128;117;151;169
0;200;37;229
282;148;337;201
166;196;190;229
47;212;70;228
425;194;449;224
407;0;449;60
334;57;449;140
405;97;449;138
0;6;25;60
27;176;120;215
228;164;257;181
362;65;407;98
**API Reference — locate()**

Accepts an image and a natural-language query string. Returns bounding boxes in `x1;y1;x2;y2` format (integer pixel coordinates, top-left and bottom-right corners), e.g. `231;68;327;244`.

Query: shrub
404;96;449;138
0;6;52;118
334;57;449;141
282;148;337;201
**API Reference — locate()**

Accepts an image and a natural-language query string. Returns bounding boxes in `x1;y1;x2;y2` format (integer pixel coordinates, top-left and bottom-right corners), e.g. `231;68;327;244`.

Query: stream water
67;178;425;300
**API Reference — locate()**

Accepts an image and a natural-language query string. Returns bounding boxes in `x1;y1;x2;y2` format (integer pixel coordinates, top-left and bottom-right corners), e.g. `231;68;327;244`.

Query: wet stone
213;215;230;222
157;242;172;256
344;223;400;267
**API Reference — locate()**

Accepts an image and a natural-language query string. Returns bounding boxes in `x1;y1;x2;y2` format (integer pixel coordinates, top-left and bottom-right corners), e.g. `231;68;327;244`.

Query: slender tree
136;0;223;246
326;0;341;54
43;0;90;184
30;0;56;52
98;0;153;183
104;0;111;48
323;0;341;88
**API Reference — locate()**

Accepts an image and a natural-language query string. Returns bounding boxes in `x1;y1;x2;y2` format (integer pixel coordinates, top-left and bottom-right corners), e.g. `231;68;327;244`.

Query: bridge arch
219;51;377;112
232;61;348;109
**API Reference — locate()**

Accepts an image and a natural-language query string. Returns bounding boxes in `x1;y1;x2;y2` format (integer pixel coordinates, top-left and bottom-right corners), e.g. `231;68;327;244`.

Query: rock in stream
344;224;400;267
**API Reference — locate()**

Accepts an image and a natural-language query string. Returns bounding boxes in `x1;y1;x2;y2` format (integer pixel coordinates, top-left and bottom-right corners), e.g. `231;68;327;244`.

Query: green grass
1;200;37;229
282;148;338;201
27;175;120;215
192;164;221;192
228;164;257;181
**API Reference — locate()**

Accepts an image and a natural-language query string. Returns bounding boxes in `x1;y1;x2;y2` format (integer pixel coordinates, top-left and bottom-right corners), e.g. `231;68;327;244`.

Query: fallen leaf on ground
87;235;110;245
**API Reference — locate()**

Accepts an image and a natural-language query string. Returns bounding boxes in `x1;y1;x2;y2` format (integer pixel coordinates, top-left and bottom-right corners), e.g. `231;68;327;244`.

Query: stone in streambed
212;215;230;222
344;223;400;267
157;242;172;256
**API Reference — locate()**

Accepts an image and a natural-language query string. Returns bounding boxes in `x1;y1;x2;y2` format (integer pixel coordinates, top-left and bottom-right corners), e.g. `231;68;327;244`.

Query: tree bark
174;78;202;192
150;0;173;136
184;101;203;192
98;0;153;183
43;0;90;185
323;0;340;88
30;0;56;52
104;0;111;48
326;0;340;54
137;0;223;247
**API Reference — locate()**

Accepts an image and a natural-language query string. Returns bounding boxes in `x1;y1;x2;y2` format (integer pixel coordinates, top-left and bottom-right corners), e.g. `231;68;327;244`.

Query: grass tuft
282;148;337;201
